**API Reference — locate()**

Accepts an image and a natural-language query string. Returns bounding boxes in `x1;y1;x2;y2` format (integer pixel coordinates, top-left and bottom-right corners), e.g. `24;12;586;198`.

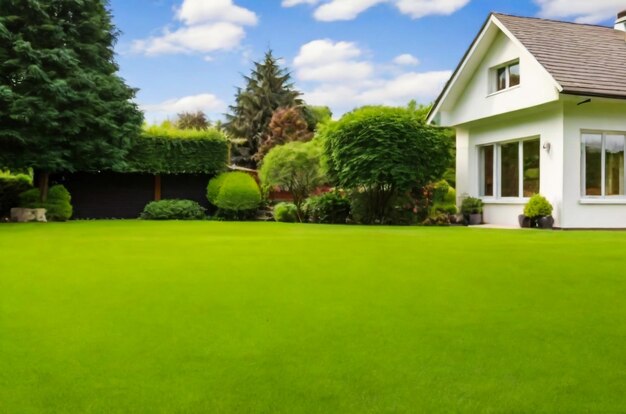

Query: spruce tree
225;50;303;167
0;0;143;200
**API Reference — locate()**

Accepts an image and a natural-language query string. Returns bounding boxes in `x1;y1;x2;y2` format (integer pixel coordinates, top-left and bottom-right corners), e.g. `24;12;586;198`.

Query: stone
10;208;47;223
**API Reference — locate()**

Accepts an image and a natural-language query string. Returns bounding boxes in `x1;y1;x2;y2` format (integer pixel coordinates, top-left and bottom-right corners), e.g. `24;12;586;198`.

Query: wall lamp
543;142;551;153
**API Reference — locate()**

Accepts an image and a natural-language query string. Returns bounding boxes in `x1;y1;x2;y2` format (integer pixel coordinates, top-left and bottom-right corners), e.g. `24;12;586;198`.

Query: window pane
583;133;602;196
480;146;494;197
508;63;520;87
523;139;540;197
496;67;507;91
605;134;625;196
500;142;519;197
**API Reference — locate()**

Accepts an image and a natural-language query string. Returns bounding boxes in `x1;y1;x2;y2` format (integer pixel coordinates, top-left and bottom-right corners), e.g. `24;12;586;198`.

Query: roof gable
427;14;561;125
494;14;626;99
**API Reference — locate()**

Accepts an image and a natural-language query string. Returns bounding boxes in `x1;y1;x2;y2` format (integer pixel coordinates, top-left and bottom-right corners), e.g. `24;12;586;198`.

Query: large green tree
0;0;143;200
225;50;303;167
323;106;452;224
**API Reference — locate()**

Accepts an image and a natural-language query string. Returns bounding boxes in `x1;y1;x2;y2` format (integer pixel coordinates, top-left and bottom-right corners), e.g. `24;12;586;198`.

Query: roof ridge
492;12;615;31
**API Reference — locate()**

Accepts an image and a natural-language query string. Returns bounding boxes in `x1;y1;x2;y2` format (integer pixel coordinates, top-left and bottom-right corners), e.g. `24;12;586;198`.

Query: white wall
457;103;564;227
441;30;559;127
562;98;626;228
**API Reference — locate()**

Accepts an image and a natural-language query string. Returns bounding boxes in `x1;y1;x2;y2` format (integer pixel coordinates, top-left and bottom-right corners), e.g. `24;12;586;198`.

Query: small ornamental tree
259;141;325;221
323;106;452;224
255;107;313;161
176;111;210;130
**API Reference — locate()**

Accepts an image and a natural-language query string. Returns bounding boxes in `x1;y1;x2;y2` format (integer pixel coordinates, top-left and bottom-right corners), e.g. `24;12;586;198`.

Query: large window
492;61;520;93
582;132;626;197
479;138;540;198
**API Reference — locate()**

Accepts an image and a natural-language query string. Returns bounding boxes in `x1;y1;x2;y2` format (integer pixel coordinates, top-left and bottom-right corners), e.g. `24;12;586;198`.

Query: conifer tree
225;50;302;167
0;0;143;200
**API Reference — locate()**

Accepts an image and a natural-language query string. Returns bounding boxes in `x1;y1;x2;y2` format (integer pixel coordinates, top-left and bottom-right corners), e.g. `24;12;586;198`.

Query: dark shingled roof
495;13;626;99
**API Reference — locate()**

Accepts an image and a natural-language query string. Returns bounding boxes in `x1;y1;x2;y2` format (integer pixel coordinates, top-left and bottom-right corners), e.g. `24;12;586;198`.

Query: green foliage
0;171;33;217
140;199;206;220
259;141;326;220
524;194;553;218
422;213;451;226
124;127;229;174
430;180;457;216
225;50;303;166
256;107;313;161
350;191;418;226
304;191;351;224
19;184;72;221
207;172;261;219
324;106;452;224
0;0;143;176
176;111;210;130
303;106;333;130
273;202;298;223
207;173;228;205
460;197;483;216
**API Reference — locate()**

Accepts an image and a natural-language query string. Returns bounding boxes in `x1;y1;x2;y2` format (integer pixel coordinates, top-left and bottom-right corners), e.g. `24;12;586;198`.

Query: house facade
428;12;626;228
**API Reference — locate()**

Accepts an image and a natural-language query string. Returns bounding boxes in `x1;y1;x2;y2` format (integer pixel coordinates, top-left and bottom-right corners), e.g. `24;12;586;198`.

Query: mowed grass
1;222;626;413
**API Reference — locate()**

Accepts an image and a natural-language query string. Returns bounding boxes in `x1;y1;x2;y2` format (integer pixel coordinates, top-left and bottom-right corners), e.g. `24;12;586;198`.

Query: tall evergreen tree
0;0;143;200
225;50;302;167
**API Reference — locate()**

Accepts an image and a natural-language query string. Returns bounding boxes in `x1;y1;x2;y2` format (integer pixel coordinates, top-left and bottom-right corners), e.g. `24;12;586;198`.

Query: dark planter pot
538;216;554;229
469;213;482;225
518;215;531;228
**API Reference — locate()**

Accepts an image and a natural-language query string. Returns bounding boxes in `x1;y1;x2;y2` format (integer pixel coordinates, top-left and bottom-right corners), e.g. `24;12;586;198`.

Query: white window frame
479;136;540;200
581;130;626;199
489;60;520;95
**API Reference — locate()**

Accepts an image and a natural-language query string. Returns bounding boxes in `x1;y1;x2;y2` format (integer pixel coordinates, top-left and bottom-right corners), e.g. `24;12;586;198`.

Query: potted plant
461;196;484;225
523;194;554;229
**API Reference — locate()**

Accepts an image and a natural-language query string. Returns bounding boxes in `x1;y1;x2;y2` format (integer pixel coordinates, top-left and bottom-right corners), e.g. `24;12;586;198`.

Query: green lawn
1;222;626;413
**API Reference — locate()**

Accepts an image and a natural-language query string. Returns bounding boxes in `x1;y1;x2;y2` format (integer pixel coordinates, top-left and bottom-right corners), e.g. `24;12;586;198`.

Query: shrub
460;197;483;216
273;202;298;223
430;180;457;217
524;194;553;218
422;213;451;226
207;172;262;220
19;185;73;221
350;191;417;226
0;172;33;217
323;106;452;224
140;199;206;220
305;191;351;224
259;141;326;221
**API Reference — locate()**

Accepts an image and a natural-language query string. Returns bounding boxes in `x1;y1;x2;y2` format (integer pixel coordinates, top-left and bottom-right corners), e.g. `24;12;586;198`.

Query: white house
428;11;626;229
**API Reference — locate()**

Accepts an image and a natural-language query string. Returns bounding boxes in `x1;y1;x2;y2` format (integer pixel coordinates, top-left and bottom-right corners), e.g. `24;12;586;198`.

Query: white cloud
177;0;258;25
393;53;420;66
141;93;226;122
285;0;469;21
294;39;450;115
534;0;624;23
294;39;374;82
132;0;256;56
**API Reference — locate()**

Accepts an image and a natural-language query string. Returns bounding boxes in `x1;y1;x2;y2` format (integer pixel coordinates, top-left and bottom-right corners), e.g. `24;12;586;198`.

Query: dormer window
492;60;520;93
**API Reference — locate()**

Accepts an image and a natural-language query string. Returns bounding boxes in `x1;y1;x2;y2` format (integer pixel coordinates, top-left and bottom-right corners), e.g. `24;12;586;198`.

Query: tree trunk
39;171;50;203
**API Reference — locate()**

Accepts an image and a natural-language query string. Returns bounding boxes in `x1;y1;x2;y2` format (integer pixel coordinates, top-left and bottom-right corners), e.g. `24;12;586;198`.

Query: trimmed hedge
207;172;262;220
273;202;298;223
123;127;229;174
0;172;33;217
19;185;73;221
140;199;206;220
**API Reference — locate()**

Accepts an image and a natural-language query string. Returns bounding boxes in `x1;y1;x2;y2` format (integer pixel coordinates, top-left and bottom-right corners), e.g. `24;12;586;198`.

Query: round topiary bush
273;202;298;223
207;172;262;220
524;194;553;218
19;184;73;221
140;199;206;220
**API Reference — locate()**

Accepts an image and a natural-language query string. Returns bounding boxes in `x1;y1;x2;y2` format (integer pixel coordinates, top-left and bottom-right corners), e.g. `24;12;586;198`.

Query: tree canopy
255;107;313;162
0;0;143;199
224;50;303;167
323;106;452;223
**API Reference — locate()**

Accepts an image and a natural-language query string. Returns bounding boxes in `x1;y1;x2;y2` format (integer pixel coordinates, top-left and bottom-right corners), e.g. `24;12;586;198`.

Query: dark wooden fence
51;172;212;219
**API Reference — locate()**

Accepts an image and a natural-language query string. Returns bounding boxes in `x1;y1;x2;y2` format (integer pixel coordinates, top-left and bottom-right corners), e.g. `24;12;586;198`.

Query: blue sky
109;0;623;123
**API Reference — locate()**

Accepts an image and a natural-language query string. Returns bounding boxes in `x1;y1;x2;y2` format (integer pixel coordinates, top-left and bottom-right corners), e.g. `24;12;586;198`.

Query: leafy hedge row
123;128;229;174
